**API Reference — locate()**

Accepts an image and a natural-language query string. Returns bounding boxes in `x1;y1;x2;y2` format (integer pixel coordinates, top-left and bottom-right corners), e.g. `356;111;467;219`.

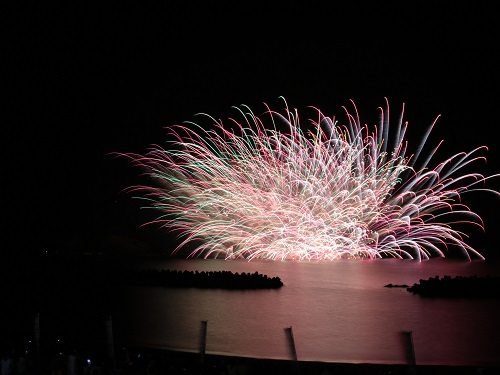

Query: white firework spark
118;98;499;261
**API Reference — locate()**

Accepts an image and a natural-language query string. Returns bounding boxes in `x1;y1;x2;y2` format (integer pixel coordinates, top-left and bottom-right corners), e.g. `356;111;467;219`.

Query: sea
107;257;500;366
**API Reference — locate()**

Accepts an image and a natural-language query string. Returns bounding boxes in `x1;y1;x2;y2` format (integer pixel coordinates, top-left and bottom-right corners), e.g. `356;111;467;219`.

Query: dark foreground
2;347;500;375
2;255;500;374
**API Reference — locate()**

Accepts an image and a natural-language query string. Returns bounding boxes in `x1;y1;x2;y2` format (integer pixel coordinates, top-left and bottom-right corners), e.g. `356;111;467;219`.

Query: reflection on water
113;258;500;366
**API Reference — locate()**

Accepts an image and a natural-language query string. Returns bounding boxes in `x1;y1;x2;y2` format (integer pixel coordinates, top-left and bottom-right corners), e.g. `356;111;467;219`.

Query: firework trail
117;98;499;261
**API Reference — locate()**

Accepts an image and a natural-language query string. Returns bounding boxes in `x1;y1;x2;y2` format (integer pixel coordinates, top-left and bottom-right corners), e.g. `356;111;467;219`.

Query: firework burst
118;98;499;261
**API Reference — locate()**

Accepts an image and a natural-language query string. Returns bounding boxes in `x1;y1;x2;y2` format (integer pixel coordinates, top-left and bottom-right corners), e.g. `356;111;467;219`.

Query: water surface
112;258;500;366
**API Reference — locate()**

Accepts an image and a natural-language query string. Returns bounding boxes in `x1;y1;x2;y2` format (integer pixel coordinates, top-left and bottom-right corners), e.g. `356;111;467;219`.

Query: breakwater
121;268;284;289
406;275;500;298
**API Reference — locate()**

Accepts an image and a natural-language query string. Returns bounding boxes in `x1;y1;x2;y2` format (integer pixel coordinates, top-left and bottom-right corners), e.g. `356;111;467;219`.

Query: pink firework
118;98;499;261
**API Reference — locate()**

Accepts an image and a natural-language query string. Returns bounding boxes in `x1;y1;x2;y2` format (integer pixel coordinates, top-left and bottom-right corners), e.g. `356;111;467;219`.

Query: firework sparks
117;98;499;261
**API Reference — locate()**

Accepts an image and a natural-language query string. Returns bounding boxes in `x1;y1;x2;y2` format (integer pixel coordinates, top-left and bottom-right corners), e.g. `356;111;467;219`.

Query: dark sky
5;1;500;258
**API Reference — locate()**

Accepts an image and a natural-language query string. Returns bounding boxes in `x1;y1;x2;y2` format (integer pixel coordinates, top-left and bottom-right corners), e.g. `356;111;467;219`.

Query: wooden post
33;313;41;356
105;316;115;369
402;330;416;366
199;320;208;365
286;326;298;361
285;326;299;374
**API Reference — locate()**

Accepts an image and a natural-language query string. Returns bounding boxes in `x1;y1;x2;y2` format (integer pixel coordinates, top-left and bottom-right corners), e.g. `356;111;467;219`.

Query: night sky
5;2;500;259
